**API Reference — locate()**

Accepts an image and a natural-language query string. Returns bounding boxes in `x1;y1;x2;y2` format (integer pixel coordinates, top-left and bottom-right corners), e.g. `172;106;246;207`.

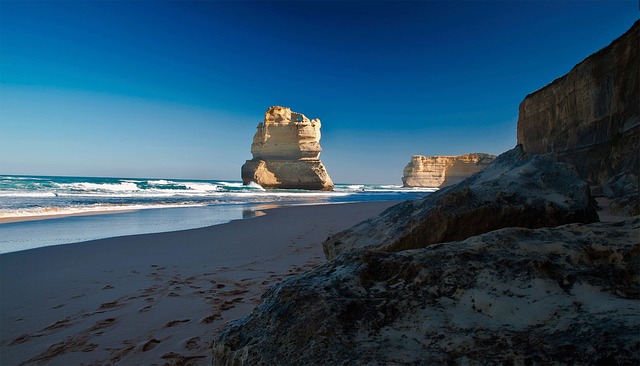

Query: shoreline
0;203;277;254
0;200;400;365
0;201;382;255
0;208;139;224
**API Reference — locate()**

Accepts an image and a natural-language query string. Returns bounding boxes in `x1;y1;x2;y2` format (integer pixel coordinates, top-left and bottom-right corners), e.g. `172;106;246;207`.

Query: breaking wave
0;175;435;219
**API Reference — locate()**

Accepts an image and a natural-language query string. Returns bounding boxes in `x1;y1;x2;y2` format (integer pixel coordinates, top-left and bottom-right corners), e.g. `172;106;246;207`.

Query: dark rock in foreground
324;146;599;260
212;218;640;365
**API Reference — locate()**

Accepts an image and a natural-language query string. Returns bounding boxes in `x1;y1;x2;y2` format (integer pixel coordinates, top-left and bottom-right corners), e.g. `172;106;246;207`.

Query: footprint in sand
164;319;191;328
107;341;135;362
142;338;161;352
10;333;31;345
200;313;221;324
43;318;72;331
138;305;153;313
185;336;200;350
220;301;235;311
89;318;117;332
98;301;121;310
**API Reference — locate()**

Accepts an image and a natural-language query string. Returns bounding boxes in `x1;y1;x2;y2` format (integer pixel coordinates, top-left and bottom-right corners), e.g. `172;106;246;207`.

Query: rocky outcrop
323;146;598;260
517;20;639;214
402;153;496;187
241;106;334;190
212;218;640;365
212;24;640;365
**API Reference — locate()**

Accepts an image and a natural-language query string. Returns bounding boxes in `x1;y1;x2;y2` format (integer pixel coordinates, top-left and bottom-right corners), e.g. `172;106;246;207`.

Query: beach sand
0;201;399;365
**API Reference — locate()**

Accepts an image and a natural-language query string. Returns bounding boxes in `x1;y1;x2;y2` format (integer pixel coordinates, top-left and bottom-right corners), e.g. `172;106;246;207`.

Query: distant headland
402;153;496;188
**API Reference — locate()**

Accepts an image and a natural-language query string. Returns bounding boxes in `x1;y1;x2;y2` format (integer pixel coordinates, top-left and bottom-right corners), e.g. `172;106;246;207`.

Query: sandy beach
0;201;399;365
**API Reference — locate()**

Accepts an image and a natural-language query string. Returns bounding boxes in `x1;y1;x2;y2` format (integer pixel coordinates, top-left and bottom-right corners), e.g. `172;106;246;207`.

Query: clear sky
1;1;637;184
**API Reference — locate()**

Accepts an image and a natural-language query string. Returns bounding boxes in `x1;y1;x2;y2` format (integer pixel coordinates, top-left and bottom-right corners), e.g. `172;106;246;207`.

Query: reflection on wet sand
242;204;281;219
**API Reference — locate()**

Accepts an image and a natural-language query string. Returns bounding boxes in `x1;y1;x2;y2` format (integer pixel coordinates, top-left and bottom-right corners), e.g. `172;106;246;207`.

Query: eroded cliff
402;153;496;187
517;20;639;214
241;106;334;190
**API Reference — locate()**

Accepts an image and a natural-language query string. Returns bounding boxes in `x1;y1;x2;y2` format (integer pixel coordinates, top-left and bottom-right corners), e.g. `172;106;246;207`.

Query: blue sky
1;1;637;184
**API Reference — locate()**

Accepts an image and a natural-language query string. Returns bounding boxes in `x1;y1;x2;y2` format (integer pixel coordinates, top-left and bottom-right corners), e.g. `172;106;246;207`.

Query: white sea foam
62;182;140;192
0;176;435;225
148;179;171;185
217;181;244;187
247;182;266;191
0;191;58;198
183;182;219;192
0;203;205;219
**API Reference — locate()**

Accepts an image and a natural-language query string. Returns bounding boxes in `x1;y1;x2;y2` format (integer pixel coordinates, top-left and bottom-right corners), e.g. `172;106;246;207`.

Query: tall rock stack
402;153;496;188
241;106;334;190
517;20;639;213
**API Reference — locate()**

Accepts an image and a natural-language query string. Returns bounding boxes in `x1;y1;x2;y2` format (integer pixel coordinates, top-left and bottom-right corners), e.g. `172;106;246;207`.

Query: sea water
0;175;436;253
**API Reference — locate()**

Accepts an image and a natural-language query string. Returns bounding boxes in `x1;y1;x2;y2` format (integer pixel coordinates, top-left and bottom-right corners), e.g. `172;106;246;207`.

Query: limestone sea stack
241;106;334;190
402;153;496;187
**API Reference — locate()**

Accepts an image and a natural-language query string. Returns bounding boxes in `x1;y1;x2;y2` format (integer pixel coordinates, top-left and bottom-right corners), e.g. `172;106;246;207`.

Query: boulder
323;146;599;260
241;106;334;190
517;20;639;214
212;218;640;365
402;153;496;187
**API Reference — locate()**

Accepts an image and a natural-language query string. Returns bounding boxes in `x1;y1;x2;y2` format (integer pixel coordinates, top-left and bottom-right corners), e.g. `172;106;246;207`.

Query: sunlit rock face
241;106;334;190
402;153;496;188
517;20;639;214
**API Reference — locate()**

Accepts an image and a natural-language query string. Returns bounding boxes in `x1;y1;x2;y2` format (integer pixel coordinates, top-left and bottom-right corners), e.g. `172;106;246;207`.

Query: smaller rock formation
241;106;334;190
213;218;640;365
324;146;598;260
402;153;496;187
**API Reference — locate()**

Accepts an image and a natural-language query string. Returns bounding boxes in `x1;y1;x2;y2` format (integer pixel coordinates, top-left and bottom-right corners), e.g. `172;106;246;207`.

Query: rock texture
324;146;598;260
241;106;334;190
212;218;640;365
402;153;496;187
212;22;640;366
517;20;639;214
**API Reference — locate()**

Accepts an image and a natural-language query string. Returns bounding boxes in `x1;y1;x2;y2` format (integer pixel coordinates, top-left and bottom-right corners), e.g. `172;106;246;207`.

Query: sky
1;1;638;184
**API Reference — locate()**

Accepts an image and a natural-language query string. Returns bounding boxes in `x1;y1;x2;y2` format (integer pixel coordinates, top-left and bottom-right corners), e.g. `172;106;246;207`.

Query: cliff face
241;106;334;190
517;20;639;213
402;153;496;187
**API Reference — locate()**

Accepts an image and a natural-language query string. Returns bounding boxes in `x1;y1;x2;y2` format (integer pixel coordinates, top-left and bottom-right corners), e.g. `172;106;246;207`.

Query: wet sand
0;201;399;365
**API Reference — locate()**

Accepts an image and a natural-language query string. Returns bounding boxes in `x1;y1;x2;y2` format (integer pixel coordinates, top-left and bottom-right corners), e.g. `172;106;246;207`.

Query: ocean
0;175;435;253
